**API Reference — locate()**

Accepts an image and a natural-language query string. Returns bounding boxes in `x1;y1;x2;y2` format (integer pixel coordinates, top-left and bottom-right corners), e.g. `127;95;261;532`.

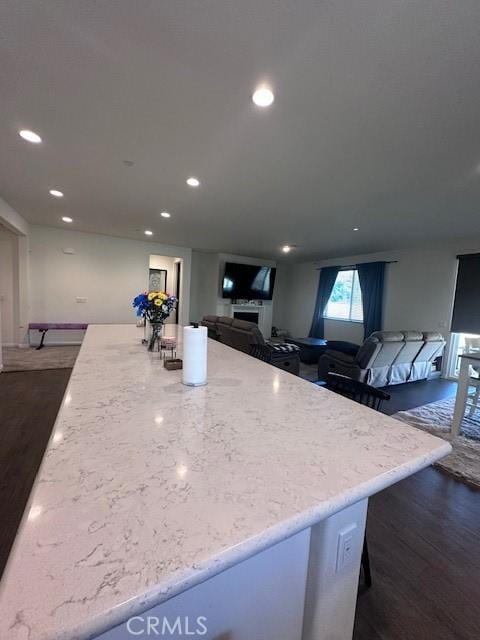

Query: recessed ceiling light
62;216;73;223
186;177;200;187
49;189;64;198
144;229;153;236
252;86;275;107
353;227;359;231
282;245;292;253
160;211;171;218
19;129;42;144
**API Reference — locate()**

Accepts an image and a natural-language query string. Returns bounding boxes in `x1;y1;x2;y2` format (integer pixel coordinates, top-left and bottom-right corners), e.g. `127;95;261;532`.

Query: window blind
451;253;480;334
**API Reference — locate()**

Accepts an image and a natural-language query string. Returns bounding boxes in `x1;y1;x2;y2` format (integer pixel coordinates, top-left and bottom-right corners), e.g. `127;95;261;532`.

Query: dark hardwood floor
379;377;458;415
354;467;480;640
0;369;478;640
0;368;71;577
355;376;480;639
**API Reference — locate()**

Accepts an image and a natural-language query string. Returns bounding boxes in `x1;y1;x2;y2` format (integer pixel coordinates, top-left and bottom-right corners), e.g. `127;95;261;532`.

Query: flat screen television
222;262;277;300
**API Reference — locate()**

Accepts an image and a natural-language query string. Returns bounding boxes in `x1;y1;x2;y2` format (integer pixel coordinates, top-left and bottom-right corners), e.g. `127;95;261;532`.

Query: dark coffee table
285;337;360;365
284;337;328;364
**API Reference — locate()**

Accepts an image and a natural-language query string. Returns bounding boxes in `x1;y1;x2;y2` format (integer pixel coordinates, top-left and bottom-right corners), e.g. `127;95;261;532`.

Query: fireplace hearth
233;311;259;324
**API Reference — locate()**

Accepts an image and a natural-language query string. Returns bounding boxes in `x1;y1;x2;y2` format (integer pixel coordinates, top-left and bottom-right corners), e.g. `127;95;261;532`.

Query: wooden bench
28;323;88;350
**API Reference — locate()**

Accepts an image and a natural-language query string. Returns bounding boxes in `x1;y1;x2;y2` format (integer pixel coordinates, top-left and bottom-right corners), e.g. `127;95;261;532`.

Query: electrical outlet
336;523;357;572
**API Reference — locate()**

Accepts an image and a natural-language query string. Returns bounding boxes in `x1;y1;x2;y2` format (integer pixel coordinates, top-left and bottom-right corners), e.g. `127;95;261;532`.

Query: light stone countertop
0;325;451;640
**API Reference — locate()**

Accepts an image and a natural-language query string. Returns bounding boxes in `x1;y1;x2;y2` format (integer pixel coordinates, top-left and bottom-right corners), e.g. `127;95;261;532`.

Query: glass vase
148;321;164;351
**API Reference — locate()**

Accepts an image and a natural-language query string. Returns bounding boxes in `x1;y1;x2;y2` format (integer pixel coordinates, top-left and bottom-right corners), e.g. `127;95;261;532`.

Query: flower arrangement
133;291;177;351
133;291;177;324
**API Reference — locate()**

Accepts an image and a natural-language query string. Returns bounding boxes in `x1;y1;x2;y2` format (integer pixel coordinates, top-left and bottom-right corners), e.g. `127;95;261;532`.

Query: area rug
2;346;80;372
394;397;480;489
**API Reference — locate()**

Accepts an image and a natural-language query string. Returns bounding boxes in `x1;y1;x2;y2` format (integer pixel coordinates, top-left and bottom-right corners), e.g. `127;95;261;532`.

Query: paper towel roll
182;324;208;386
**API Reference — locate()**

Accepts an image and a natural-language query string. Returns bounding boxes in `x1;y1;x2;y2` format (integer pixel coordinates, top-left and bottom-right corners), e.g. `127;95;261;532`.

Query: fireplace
230;304;266;336
233;310;259;324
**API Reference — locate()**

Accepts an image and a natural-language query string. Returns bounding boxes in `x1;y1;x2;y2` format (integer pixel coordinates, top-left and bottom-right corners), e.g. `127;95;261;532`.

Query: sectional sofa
201;315;301;375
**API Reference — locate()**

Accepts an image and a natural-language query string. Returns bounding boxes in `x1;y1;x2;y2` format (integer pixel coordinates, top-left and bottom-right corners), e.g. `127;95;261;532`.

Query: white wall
17;235;30;344
271;263;290;330
28;226;191;344
277;237;480;343
190;251;219;322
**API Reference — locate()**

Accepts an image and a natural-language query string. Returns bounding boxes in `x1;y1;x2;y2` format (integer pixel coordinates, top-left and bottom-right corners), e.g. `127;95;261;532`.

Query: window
324;269;363;322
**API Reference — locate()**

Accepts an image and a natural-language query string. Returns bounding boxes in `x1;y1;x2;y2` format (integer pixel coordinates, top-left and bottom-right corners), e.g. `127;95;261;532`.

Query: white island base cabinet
97;500;367;640
0;327;449;639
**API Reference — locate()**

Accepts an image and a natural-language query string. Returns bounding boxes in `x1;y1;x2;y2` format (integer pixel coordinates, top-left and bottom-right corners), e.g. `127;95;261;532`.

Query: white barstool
463;337;480;417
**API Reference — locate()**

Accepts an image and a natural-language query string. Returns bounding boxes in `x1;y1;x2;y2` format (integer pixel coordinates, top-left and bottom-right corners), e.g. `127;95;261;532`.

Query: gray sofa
318;330;445;387
202;315;265;352
201;315;300;375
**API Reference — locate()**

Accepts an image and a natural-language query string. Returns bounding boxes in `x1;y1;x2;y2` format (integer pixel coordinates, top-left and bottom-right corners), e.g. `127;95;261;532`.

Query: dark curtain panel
357;262;386;340
309;266;340;338
451;253;480;334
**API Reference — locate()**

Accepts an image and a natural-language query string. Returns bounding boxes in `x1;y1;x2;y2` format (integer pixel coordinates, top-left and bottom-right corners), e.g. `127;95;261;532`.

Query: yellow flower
154;298;162;306
148;292;156;301
159;292;167;300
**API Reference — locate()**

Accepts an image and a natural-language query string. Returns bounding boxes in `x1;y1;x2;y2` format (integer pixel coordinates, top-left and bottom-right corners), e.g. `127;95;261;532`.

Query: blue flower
133;293;151;317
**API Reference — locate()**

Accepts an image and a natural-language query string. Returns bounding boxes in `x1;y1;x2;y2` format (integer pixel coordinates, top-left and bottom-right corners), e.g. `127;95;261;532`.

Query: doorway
149;255;183;325
174;260;181;301
0;224;19;348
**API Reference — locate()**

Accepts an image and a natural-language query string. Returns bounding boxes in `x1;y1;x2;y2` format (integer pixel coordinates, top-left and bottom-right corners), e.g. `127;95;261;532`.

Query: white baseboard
4;341;82;348
29;340;83;347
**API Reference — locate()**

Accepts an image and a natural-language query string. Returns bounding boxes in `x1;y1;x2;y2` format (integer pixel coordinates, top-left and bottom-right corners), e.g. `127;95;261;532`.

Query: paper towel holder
182;323;208;387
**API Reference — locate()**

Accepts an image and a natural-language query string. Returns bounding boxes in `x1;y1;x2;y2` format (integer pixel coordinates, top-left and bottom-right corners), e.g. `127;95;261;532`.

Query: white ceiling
1;0;480;261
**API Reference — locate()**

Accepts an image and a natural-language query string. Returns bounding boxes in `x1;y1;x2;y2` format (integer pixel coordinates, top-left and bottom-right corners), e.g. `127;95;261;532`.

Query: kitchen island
0;325;450;640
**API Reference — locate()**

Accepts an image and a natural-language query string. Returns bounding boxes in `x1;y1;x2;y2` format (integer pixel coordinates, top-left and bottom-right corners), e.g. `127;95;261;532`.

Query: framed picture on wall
149;268;167;292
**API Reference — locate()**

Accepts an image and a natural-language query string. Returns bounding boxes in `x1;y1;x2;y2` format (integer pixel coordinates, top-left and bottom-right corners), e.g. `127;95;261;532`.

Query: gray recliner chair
318;331;445;387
